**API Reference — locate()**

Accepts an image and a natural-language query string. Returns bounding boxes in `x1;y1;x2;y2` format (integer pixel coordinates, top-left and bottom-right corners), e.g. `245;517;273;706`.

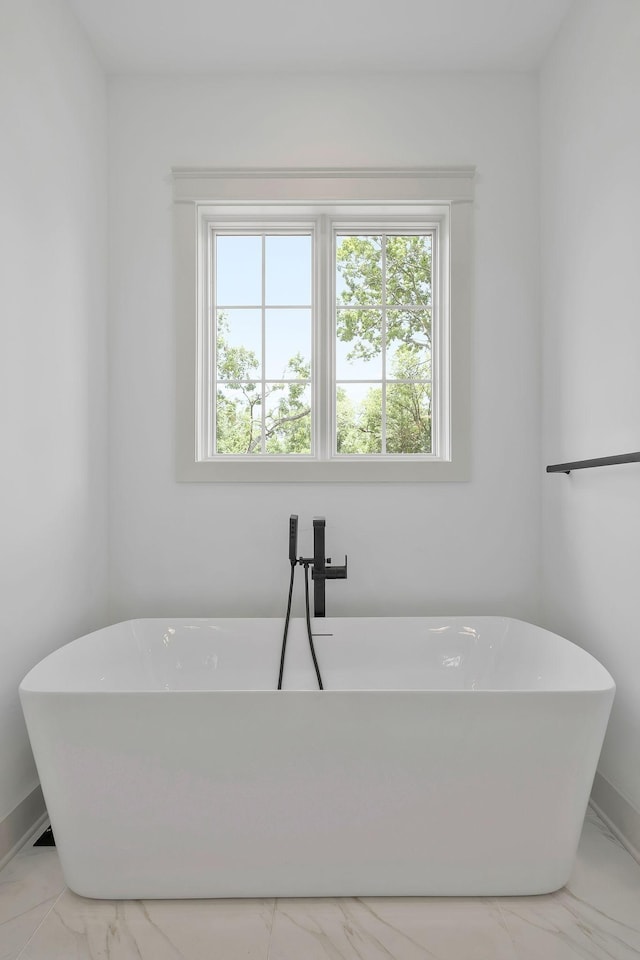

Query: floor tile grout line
14;886;67;960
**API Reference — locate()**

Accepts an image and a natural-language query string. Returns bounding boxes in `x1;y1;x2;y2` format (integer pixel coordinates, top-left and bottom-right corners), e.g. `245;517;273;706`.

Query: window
334;229;434;457
213;230;314;457
174;169;474;481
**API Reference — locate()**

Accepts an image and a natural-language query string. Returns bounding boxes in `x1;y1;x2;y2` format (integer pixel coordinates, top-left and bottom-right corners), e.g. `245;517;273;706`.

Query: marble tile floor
1;807;639;960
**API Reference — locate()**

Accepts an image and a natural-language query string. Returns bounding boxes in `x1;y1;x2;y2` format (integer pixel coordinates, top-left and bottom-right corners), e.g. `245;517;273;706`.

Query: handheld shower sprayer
289;515;298;565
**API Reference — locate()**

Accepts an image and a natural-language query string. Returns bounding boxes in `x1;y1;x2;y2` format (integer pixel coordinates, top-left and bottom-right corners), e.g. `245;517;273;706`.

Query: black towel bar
546;452;640;474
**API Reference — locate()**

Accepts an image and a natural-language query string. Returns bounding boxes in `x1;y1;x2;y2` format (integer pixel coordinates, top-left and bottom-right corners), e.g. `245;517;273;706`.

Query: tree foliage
216;314;311;454
336;235;432;363
335;235;432;454
336;346;431;455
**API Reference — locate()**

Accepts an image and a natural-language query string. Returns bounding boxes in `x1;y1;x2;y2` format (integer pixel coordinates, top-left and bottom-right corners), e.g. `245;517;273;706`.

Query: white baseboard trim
0;785;47;871
590;771;640;865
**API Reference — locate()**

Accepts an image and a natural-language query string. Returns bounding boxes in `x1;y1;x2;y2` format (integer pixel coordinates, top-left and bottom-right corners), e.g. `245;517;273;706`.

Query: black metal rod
313;517;326;618
546;451;640;474
303;563;324;690
277;561;296;690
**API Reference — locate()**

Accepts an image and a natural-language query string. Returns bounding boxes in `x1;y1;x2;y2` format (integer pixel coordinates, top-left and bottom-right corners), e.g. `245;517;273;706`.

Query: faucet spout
312;517;326;617
311;517;347;617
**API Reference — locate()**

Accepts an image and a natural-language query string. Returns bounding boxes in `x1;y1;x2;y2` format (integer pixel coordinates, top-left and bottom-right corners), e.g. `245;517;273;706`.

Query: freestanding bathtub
19;616;614;899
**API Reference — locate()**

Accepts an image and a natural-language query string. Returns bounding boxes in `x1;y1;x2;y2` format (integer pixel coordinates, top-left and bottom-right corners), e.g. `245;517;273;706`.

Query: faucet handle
314;555;348;580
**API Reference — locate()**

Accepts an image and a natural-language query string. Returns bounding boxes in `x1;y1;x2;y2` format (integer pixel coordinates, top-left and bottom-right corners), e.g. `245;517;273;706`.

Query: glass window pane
335;309;382;379
336;235;382;306
216;384;262;454
385;235;432;306
265;384;311;454
386;310;431;381
386;382;432;454
216;310;262;380
336;383;382;454
265;309;311;380
265;236;312;306
216;235;262;306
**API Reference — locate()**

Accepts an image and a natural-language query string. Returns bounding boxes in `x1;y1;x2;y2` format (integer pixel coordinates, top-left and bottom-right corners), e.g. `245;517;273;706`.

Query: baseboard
0;785;47;871
590;771;640;865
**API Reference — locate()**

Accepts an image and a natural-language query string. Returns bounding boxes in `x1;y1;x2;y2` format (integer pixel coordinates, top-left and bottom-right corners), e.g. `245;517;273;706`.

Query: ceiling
67;0;574;75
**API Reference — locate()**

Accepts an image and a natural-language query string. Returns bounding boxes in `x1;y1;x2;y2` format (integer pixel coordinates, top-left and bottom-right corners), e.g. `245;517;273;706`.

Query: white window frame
174;168;474;482
328;217;443;461
204;219;317;460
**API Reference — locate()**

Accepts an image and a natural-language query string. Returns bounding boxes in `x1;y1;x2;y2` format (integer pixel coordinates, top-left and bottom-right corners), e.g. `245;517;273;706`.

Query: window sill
176;456;470;483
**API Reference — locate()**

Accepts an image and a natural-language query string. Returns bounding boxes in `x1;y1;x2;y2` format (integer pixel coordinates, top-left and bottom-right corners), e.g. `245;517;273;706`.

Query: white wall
108;74;541;623
540;1;640;813
0;0;109;820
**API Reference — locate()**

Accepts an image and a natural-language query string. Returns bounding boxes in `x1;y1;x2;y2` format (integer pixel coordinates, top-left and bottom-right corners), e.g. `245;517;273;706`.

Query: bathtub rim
19;615;616;696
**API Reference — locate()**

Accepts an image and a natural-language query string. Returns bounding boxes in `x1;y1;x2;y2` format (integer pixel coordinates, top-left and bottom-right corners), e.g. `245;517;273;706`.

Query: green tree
385;347;432;453
215;314;311;454
336;348;431;455
336;385;381;454
336;235;432;361
335;235;432;453
263;355;311;454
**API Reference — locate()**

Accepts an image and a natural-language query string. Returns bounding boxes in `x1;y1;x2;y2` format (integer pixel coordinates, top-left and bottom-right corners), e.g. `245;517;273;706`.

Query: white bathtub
19;616;614;899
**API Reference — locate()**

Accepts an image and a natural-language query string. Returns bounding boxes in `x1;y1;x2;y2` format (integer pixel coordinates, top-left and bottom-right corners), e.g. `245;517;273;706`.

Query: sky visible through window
214;233;361;378
215;235;312;380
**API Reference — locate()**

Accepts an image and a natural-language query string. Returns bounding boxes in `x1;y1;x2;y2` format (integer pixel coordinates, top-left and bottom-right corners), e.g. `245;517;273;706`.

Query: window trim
174;168;474;482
